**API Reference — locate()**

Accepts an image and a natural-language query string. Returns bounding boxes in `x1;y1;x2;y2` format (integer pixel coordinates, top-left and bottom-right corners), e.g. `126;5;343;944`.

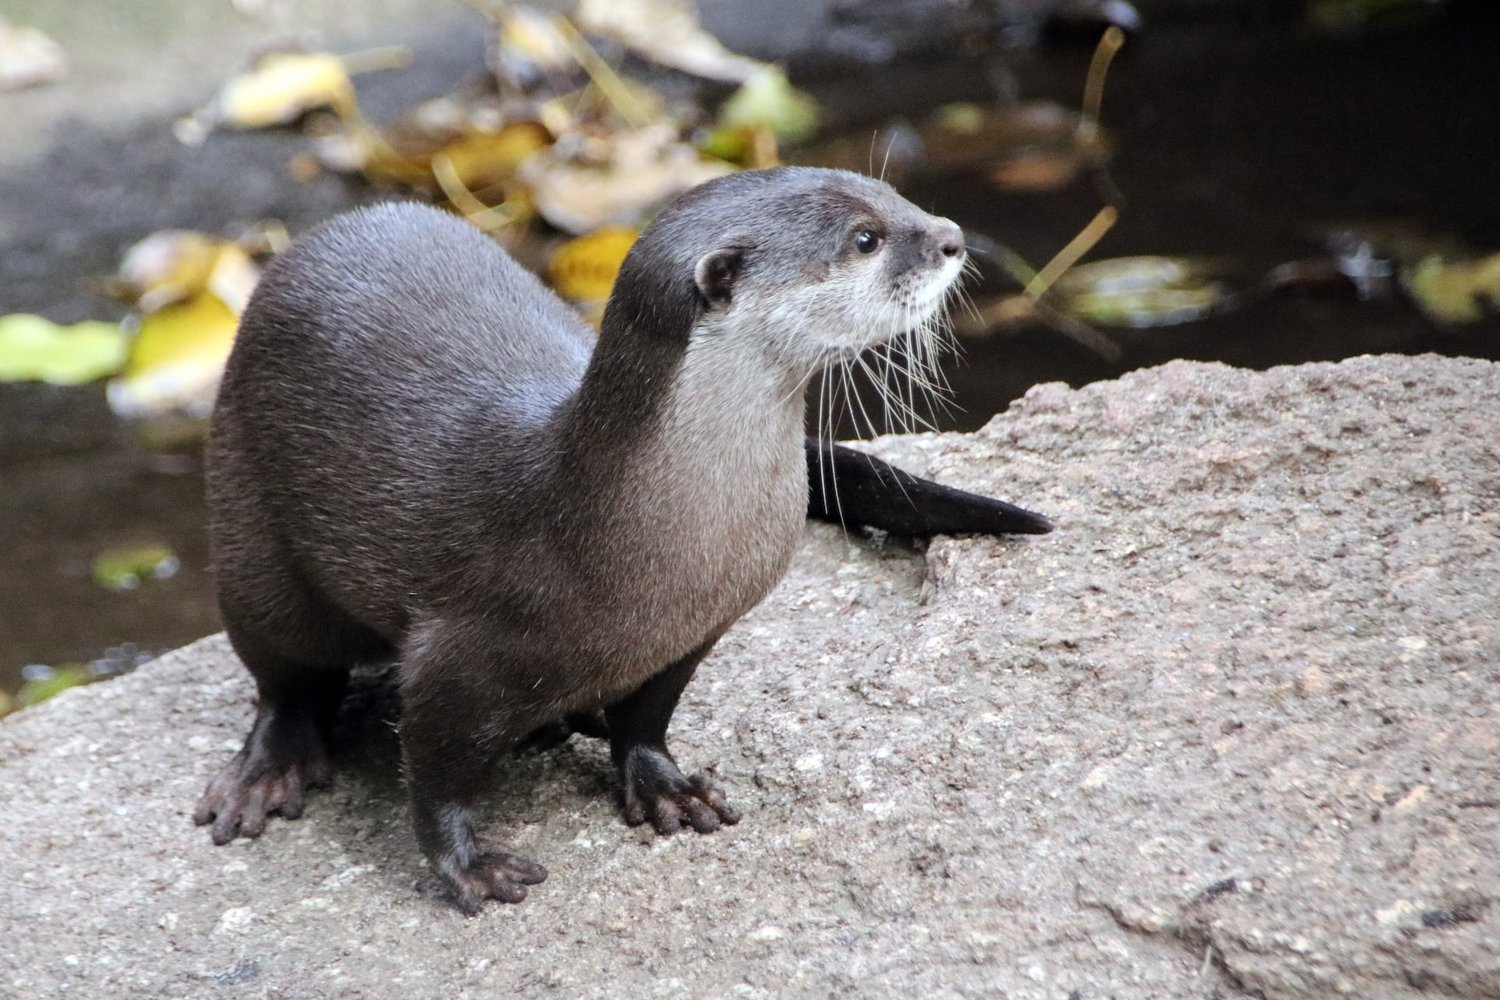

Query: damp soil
3;1;1499;695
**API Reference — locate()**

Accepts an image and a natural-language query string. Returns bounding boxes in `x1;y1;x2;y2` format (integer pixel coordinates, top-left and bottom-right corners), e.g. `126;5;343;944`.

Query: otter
194;167;1049;913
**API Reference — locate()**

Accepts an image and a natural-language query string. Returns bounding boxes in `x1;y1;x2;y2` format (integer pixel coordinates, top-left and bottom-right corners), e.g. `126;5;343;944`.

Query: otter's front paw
430;851;548;915
621;747;741;834
194;746;332;844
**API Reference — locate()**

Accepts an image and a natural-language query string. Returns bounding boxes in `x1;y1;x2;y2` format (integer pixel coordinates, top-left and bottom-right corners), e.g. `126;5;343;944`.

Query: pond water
3;1;1498;697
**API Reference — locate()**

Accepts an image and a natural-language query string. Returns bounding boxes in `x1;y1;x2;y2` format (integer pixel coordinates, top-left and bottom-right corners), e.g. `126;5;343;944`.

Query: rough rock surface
3;355;1497;1000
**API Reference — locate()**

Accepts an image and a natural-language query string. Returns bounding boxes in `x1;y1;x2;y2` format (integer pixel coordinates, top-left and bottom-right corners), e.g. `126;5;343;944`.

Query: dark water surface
3;3;1498;695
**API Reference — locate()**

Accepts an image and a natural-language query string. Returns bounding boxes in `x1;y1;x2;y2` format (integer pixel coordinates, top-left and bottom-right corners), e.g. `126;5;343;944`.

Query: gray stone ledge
3;354;1497;999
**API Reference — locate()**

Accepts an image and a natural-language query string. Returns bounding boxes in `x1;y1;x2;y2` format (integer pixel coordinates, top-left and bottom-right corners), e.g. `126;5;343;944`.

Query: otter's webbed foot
193;705;333;844
620;745;742;835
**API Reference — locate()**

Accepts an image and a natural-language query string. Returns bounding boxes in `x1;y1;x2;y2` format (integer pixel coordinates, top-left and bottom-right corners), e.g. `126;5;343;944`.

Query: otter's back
209;203;595;631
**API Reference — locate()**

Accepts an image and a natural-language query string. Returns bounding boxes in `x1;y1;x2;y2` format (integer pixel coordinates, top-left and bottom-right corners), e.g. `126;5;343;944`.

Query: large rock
3;355;1496;1000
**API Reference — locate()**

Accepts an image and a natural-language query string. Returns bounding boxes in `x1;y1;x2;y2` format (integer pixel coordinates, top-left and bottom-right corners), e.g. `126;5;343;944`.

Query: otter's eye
854;230;882;254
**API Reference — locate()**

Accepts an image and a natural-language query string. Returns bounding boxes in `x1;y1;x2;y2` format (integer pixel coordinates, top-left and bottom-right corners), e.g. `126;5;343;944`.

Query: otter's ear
694;248;742;307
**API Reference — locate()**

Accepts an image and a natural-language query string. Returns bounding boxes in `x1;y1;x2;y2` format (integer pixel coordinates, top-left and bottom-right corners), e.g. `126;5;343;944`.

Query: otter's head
603;167;966;380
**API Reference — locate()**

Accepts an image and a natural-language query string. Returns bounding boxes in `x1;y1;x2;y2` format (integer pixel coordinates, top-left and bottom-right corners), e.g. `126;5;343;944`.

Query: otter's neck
564;316;688;448
554;319;809;591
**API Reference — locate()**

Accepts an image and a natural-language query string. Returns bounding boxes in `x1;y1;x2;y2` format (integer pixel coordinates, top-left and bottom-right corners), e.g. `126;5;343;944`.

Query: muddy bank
3;353;1496;1000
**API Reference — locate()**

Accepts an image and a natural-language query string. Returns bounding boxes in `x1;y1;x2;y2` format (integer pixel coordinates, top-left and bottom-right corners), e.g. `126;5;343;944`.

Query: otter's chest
586;413;806;672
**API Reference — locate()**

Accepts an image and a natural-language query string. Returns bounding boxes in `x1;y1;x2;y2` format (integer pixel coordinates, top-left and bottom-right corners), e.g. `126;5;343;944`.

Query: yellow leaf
108;293;239;419
432;121;553;192
115;231;260;314
548;227;639;306
216;52;355;129
1405;252;1500;324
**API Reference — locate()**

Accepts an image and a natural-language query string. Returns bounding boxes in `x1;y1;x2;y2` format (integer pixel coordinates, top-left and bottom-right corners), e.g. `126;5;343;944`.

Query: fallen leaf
178;49;382;144
488;6;578;92
113;231;261;314
0;314;127;385
15;665;91;710
548;226;638;308
0;16;67;90
1054;256;1227;328
718;67;821;147
697;123;782;169
1404;252;1500;324
214;51;357;128
431;120;554;193
922;101;1108;192
107;293;240;420
90;544;180;591
577;0;771;83
520;123;734;234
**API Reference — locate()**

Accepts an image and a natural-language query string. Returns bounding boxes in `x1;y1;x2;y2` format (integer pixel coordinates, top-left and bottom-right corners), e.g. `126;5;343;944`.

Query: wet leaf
991;148;1092;192
90;544;180;591
16;664;92;709
548;226;638;309
107;293;240;420
698;123;782;169
0;314;127;385
317;98;553;213
0;16;67;90
431;121;554;193
577;0;770;83
520;124;734;234
1404;252;1500;324
1054;256;1227;328
922;101;1108;192
177;49;384;143
718;67;820;147
113;232;261;314
215;51;356;128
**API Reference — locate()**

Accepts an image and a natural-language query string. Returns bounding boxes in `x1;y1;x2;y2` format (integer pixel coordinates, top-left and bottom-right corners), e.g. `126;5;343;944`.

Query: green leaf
16;665;92;709
1055;256;1227;328
718;67;820;147
90;544;180;591
0;313;127;385
107;293;239;420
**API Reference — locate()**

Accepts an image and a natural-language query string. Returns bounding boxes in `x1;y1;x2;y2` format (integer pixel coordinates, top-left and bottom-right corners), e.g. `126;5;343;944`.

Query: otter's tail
805;439;1054;538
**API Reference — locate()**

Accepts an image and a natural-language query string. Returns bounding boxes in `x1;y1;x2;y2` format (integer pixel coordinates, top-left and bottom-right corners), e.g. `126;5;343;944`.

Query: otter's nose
934;220;965;260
